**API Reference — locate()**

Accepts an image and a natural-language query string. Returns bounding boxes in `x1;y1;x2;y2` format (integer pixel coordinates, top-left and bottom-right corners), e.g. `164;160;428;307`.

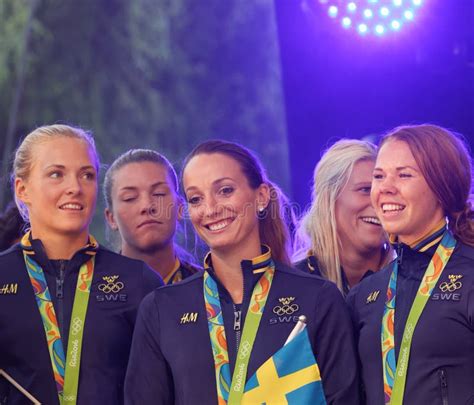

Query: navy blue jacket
294;255;373;297
165;259;201;285
0;238;162;405
347;233;474;404
125;252;360;404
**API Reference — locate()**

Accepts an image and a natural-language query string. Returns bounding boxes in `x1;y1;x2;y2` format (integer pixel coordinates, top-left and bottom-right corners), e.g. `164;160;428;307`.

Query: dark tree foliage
0;0;289;245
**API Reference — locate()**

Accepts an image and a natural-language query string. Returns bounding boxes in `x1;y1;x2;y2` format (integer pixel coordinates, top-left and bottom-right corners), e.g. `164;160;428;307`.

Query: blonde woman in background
294;139;392;295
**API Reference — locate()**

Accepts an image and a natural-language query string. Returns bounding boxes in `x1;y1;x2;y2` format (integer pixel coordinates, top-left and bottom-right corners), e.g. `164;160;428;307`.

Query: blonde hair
294;139;380;290
12;124;99;222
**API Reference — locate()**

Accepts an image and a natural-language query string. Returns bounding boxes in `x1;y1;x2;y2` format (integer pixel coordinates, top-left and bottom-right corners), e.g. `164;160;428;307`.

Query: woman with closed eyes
104;149;200;284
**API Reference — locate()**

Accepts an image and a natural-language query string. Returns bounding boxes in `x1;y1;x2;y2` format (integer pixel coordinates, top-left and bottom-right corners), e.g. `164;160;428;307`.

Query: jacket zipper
438;369;448;405
56;260;66;339
233;274;246;355
396;242;403;266
233;305;241;353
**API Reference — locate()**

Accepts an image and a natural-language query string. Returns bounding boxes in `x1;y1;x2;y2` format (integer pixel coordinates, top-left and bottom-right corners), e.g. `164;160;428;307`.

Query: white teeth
60;203;82;210
361;217;381;225
382;203;405;212
208;220;231;231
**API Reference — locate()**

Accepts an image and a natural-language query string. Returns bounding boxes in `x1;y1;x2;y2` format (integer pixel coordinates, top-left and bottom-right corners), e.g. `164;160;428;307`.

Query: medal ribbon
381;231;456;404
22;232;96;405
204;263;275;405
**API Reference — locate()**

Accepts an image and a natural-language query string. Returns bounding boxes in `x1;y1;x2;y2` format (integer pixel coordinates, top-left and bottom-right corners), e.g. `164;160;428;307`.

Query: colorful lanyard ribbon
381;231;456;405
22;232;96;405
203;263;275;405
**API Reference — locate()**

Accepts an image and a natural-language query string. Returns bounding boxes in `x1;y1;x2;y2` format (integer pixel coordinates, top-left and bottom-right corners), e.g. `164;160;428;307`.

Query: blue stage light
391;20;401;30
375;24;385;34
364;9;374;18
328;5;338;17
358;23;368;34
403;9;414;20
318;0;423;36
342;17;352;27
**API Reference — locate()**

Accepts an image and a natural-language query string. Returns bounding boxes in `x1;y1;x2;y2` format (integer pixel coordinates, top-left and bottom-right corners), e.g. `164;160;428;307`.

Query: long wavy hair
293;139;389;291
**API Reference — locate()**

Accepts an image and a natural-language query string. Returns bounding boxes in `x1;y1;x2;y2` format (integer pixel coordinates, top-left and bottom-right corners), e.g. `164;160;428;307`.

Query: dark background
275;0;474;207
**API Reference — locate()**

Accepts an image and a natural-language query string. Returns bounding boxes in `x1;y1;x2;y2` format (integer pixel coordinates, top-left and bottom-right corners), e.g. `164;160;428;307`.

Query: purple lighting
318;0;424;36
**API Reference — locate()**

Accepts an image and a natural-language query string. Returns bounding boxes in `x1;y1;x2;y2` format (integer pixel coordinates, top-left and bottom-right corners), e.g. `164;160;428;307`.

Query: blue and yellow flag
242;328;326;405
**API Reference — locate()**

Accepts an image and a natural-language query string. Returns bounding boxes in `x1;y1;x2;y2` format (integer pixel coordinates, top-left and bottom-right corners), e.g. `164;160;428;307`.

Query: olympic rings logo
98;275;124;294
70;317;83;335
439;281;462;292
272;303;299;316
239;340;251;359
63;395;76;402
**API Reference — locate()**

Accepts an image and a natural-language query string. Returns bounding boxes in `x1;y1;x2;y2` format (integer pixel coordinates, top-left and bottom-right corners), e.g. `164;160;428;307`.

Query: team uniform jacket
163;259;201;285
294;255;373;297
0;238;163;405
347;227;474;405
125;248;360;404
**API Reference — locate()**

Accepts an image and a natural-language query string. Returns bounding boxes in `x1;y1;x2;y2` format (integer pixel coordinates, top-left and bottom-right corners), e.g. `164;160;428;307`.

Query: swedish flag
242;328;326;404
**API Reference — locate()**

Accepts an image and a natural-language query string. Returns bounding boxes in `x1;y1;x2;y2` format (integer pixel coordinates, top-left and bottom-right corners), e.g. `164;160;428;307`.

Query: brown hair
381;124;474;246
182;140;294;264
103;148;179;210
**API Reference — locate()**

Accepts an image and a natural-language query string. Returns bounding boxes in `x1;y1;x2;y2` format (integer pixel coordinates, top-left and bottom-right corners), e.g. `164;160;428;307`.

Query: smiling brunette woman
0;125;162;405
104;149;200;284
347;125;474;405
294;139;392;295
125;140;360;405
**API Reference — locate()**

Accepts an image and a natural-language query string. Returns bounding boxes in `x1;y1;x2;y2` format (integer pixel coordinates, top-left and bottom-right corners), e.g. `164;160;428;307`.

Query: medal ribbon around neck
203;263;275;405
381;231;456;405
21;232;96;404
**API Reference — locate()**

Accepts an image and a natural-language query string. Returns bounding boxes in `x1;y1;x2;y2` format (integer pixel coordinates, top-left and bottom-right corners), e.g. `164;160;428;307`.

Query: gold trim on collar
163;257;181;284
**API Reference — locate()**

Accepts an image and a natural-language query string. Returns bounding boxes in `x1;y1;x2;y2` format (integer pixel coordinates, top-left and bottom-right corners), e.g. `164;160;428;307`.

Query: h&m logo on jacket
96;275;127;302
432;274;463;301
0;283;18;295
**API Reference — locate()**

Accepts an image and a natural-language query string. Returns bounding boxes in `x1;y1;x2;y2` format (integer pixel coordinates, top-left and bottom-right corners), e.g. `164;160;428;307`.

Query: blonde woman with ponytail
125;140;360;404
348;124;474;404
294;139;391;295
0;125;162;405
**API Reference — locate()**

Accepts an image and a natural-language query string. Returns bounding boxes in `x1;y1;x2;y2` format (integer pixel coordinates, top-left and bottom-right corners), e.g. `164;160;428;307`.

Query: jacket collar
203;245;274;304
20;231;98;273
203;245;272;275
389;218;447;253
